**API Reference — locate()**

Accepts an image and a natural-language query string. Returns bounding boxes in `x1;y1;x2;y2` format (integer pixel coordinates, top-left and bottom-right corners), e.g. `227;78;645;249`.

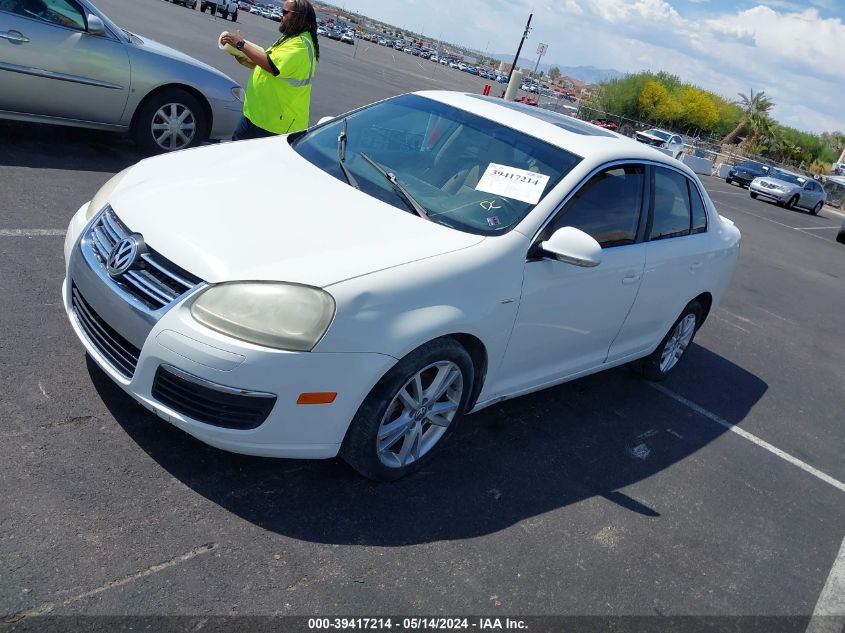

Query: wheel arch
445;333;488;411
130;83;213;138
691;291;713;327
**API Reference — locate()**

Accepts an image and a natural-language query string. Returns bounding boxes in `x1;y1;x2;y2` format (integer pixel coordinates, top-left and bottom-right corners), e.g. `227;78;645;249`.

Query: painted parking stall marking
650;382;845;494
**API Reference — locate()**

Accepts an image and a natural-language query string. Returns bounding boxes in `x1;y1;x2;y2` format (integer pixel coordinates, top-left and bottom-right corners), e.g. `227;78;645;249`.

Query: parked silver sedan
0;0;243;153
749;168;827;215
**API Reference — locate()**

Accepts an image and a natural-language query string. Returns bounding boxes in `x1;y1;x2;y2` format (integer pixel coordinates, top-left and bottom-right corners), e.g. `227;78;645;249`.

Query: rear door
607;165;713;362
0;0;130;125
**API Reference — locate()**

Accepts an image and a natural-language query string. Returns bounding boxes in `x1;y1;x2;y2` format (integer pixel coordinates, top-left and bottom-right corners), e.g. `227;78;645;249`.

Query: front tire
637;301;703;382
341;338;474;481
750;192;758;199
132;88;206;155
787;194;799;210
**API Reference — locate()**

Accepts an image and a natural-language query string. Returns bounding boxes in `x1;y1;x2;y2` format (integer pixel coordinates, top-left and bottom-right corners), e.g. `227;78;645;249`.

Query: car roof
416;91;691;172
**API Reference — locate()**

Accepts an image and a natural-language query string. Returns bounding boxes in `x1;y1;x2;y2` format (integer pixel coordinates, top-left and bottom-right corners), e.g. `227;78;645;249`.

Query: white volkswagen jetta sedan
63;92;740;480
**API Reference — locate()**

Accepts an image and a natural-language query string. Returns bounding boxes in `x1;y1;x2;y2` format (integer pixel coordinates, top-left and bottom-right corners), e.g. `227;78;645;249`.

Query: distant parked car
515;96;538;106
635;129;684;160
749;169;827;214
725;160;770;188
0;0;242;153
591;119;619;132
316;26;328;36
340;32;354;44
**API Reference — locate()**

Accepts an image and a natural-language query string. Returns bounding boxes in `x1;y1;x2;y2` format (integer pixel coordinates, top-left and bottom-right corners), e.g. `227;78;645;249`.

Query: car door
493;164;649;396
801;181;821;209
0;0;130;125
607;164;712;362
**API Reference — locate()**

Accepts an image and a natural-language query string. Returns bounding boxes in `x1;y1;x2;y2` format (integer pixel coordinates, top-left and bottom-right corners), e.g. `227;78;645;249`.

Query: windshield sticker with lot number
475;163;550;204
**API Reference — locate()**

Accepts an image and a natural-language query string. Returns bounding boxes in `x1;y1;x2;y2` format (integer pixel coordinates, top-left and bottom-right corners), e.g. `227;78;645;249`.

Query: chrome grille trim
71;284;140;378
84;206;203;311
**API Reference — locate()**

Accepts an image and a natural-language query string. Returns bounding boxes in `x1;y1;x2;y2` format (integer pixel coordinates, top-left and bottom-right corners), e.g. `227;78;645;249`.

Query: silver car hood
129;33;231;80
757;177;800;189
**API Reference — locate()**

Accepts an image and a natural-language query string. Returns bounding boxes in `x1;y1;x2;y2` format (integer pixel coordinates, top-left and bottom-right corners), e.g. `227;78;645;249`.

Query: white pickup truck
200;0;239;21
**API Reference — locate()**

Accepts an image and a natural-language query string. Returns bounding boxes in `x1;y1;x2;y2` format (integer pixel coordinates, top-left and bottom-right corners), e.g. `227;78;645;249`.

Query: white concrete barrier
715;163;732;178
682;154;714;175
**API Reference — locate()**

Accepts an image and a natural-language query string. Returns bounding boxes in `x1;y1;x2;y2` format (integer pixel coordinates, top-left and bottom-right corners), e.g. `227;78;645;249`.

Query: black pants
232;115;276;141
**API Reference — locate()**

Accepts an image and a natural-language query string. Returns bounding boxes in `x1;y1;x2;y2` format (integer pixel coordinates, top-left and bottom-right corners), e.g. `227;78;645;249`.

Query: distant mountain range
489;54;624;84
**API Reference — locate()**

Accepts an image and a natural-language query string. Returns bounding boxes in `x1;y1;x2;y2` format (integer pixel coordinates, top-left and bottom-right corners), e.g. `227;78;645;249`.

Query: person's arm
220;31;272;73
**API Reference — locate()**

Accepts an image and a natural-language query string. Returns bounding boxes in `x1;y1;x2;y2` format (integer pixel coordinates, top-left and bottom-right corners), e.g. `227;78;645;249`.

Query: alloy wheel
150;102;197;151
660;314;696;374
376;361;464;468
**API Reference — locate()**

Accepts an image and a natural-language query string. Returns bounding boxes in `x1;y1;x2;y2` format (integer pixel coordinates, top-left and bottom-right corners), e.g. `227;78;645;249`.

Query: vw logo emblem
107;236;139;277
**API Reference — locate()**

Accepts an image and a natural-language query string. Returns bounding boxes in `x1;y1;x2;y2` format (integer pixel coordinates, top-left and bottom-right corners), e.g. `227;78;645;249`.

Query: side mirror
540;226;602;267
317;116;335;125
86;15;106;36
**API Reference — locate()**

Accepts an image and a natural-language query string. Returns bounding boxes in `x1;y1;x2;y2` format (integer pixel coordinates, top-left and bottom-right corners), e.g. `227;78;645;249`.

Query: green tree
721;89;775;145
549;67;561;80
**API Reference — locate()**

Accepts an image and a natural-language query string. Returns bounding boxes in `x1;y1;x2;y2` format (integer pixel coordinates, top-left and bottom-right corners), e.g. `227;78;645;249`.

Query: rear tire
341;338;474;481
811;201;822;215
636;301;703;382
726;178;732;185
750;192;758;199
131;88;207;155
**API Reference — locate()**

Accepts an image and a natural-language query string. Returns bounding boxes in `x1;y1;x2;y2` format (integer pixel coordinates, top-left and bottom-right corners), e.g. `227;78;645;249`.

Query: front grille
87;207;202;310
71;284;140;378
152;366;276;430
762;182;779;190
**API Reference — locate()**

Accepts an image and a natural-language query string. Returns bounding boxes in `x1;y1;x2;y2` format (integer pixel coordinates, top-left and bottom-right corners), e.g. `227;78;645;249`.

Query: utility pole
506;13;532;90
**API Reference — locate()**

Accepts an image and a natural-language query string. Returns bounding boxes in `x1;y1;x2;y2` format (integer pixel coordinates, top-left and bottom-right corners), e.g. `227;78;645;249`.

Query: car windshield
770;169;804;185
738;161;768;174
291;94;582;235
644;129;671;141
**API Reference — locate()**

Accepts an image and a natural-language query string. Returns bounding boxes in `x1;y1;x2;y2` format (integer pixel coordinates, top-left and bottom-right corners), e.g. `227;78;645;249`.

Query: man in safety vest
221;0;319;140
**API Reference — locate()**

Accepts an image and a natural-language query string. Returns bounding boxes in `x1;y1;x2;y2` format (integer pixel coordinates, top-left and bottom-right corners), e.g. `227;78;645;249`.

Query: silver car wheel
659;314;696;374
376;360;464;468
150;102;197;151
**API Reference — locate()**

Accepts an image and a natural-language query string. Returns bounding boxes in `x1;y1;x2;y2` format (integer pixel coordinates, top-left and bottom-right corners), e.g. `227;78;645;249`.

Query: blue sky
338;0;845;134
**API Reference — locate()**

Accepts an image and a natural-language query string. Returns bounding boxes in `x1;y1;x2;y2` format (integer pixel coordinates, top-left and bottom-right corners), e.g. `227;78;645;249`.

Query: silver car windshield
291;94;582;235
645;129;671;141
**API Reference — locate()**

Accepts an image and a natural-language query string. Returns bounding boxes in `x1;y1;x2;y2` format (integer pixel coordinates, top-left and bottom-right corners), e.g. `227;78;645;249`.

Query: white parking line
0;229;65;236
649;383;845;494
806;537;845;633
795;226;840;231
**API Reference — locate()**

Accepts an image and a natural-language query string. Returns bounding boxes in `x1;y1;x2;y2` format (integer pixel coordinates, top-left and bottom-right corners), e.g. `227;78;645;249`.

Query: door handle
0;30;30;43
622;274;641;285
690;261;703;270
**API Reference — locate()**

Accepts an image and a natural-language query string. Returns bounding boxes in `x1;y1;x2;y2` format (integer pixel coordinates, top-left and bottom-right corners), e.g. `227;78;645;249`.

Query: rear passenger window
550;164;645;248
689;181;707;234
650;167;691;240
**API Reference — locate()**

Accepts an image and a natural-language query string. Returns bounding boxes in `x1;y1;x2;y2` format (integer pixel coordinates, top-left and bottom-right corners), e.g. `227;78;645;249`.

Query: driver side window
546;164;646;248
4;0;86;29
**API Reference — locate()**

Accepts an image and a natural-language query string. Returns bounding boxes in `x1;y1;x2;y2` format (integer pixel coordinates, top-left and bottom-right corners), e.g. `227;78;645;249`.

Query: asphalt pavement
1;0;844;627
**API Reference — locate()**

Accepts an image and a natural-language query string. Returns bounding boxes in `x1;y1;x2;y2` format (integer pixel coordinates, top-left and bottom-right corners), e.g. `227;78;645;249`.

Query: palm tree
721;89;775;145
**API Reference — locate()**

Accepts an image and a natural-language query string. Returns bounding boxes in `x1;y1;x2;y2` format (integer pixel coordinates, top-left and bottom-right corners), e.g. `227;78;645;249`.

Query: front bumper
749;182;791;203
63;205;396;459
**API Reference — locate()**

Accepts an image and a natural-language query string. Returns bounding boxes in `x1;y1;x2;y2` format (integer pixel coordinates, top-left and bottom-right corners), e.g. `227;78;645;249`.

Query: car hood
636;131;667;143
128;33;233;82
756;177;800;189
108;138;484;287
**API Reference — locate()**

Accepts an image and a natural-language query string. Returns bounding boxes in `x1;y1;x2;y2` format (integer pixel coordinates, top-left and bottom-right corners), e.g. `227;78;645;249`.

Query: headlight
777;185;791;192
231;87;245;103
190;282;335;351
85;167;132;220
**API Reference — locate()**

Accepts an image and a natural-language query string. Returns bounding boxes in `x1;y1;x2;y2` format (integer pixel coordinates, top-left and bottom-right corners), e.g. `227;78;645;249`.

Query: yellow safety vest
243;32;316;134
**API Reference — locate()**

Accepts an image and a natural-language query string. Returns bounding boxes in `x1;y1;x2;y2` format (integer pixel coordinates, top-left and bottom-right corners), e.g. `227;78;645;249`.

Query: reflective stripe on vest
277;34;315;88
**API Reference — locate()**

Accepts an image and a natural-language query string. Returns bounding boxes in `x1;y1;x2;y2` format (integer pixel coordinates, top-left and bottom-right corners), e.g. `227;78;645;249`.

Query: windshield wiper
337;118;360;190
359;153;430;221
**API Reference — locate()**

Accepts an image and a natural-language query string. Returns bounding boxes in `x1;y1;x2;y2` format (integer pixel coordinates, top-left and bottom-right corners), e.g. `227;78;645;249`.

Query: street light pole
506;14;532;90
